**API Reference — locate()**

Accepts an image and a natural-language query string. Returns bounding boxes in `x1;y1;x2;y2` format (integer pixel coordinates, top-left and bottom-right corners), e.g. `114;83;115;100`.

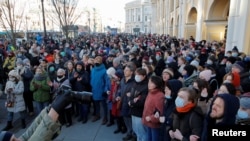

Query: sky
84;0;134;23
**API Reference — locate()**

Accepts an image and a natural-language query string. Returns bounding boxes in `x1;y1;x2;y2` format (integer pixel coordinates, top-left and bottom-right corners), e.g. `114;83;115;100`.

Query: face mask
175;96;185;108
9;77;15;81
49;67;55;72
95;63;100;66
76;68;81;72
60;52;65;57
17;65;22;69
232;52;238;57
57;75;64;79
165;95;171;99
226;62;232;68
156;55;160;61
206;60;213;65
226;53;231;57
17;53;22;57
149;59;153;63
134;75;142;82
237;110;249;119
44;53;48;57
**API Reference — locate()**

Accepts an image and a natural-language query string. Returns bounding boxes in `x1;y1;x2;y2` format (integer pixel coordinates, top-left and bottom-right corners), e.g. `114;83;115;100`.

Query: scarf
176;102;195;113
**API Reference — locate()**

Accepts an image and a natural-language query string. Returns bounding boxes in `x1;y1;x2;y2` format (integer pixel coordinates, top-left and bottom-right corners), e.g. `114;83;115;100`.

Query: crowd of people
0;33;250;141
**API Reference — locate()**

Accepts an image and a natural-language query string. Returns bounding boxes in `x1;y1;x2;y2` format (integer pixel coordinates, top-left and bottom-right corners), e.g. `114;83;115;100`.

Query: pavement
0;93;125;141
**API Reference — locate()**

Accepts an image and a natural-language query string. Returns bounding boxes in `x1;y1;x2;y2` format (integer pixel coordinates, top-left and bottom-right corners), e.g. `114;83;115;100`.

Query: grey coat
4;80;25;113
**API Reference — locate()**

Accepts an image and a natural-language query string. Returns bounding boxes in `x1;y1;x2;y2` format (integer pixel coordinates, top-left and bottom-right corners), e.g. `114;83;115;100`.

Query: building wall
125;0;152;34
151;0;250;54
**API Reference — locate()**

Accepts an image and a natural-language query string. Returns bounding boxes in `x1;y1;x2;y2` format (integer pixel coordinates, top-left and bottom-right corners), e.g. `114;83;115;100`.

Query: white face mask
9;77;15;82
44;53;48;57
206;60;213;65
134;75;142;82
17;66;22;69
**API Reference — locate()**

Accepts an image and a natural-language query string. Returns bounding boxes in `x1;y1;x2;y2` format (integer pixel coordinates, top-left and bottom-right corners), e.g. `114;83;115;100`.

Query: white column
179;0;186;38
195;0;204;41
226;0;250;52
173;0;176;36
151;2;157;34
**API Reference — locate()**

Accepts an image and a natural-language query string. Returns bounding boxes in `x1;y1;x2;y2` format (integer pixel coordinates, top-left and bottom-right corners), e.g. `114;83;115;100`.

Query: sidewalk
0;94;125;141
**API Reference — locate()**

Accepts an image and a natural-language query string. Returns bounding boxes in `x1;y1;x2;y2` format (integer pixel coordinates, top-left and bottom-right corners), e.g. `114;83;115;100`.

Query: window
138;15;140;22
145;16;147;22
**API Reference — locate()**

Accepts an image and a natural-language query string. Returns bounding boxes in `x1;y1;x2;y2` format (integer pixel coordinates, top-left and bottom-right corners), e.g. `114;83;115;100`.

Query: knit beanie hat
106;67;116;77
240;93;250;109
16;59;23;65
0;131;13;141
114;69;124;79
232;61;245;72
162;68;174;78
199;69;212;81
190;59;199;68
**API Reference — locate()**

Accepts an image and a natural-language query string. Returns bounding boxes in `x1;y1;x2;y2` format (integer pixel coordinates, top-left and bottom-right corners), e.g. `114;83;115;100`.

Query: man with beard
201;94;239;141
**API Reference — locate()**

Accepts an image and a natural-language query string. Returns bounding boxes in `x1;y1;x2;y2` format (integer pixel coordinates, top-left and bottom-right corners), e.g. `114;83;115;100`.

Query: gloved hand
51;90;72;114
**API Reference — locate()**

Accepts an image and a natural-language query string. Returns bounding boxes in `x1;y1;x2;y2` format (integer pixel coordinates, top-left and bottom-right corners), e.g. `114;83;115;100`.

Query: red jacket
142;89;165;128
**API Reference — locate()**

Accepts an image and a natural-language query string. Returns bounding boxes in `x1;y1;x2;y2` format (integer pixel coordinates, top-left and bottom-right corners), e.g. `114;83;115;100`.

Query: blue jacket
90;64;110;100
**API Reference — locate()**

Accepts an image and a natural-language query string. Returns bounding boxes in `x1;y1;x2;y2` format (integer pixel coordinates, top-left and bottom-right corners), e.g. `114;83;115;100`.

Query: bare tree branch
50;0;84;40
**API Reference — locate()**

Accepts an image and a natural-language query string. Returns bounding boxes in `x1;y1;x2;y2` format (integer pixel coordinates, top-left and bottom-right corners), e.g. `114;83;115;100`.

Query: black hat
232;46;239;52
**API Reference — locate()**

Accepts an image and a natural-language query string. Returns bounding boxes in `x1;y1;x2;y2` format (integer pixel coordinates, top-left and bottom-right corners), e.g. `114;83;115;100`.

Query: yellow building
151;0;250;54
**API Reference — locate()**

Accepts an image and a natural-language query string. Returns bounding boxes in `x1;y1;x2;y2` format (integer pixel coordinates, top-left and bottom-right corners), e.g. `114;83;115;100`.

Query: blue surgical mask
232;52;238;57
165;95;171;99
49;67;55;72
237;109;249;119
175;96;185;107
134;75;142;82
156;55;160;61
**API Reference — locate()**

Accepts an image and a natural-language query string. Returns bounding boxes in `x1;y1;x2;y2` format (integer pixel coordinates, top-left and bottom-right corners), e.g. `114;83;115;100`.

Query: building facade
125;0;152;34
151;0;250;54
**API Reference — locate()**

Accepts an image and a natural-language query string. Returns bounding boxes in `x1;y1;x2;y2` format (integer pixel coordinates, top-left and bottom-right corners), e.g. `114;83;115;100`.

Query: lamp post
25;16;30;40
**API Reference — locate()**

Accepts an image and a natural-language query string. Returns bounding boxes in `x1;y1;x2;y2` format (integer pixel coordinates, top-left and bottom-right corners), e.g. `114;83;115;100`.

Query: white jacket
5;80;25;113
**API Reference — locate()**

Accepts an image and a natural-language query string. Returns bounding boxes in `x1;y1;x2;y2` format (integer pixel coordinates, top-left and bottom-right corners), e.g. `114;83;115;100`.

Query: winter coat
120;77;135;117
90;64;110;100
142;89;165;128
129;78;148;117
20;66;34;92
3;56;16;71
4;80;25;113
171;106;204;141
30;74;50;102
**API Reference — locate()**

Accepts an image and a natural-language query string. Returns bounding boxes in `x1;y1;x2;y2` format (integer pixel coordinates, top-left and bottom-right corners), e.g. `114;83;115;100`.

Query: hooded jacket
90;63;110;100
201;94;240;141
69;61;90;92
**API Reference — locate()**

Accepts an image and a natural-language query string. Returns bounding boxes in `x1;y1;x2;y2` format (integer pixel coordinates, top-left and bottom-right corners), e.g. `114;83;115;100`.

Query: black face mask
95;63;100;66
57;75;64;79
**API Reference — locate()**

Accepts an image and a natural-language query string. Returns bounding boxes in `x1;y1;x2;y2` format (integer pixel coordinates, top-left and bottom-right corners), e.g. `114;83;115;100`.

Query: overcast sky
84;0;134;23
